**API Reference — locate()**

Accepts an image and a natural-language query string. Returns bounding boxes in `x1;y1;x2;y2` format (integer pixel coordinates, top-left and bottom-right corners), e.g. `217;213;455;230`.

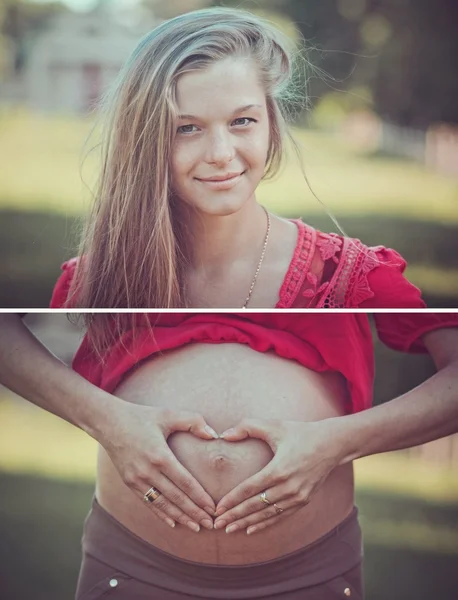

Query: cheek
245;129;270;164
171;144;194;180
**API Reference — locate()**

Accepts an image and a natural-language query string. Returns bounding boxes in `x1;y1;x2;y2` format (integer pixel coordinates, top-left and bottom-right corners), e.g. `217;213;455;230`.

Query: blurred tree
0;0;67;77
368;0;458;127
210;0;458;128
141;0;213;19
286;0;458;127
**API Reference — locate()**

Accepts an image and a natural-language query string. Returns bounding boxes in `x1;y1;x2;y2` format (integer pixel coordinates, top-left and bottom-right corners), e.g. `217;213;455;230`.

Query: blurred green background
0;314;458;600
1;0;458;307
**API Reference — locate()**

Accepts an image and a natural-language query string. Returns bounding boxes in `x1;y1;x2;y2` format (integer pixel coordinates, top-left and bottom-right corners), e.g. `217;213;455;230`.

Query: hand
99;403;219;532
213;417;343;535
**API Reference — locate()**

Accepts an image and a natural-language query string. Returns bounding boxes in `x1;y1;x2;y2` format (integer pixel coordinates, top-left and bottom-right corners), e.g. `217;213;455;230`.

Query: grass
261;132;458;226
0;111;97;215
1;110;458;224
354;453;458;504
403;265;458;298
358;515;458;555
0;396;97;482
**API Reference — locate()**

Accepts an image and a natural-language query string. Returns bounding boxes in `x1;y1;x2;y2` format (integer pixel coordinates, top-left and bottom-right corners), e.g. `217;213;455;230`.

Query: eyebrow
177;104;263;120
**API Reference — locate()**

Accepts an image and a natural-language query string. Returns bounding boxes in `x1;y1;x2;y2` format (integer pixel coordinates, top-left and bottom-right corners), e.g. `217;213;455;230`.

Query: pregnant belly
97;343;355;564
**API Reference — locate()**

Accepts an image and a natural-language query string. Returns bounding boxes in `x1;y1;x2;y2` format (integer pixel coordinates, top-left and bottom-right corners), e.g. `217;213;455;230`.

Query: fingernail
205;425;219;439
187;521;200;533
247;526;257;535
166;518;175;529
205;506;215;516
201;519;213;530
220;428;234;439
216;506;227;516
214;520;227;530
226;524;239;534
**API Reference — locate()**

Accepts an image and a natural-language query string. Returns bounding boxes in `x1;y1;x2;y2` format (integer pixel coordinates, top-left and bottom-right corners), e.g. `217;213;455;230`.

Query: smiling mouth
196;171;246;182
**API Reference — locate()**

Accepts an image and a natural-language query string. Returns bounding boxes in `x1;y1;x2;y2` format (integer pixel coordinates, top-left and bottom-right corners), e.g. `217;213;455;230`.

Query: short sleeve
374;313;458;353
49;257;79;308
354;246;426;309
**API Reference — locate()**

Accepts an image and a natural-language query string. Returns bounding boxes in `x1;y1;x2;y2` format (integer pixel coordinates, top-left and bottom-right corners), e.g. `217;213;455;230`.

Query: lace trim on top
277;221;385;309
276;218;315;308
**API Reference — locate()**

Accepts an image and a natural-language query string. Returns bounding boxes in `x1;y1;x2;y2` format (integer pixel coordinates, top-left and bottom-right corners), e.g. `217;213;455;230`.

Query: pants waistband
82;497;363;598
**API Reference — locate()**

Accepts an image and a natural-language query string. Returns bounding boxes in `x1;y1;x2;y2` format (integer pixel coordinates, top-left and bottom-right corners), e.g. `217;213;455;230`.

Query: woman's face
170;57;271;217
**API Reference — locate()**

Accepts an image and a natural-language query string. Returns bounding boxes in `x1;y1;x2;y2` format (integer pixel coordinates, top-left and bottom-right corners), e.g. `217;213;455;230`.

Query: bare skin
171;58;271;255
97;343;355;565
185;215;300;308
171;57;300;307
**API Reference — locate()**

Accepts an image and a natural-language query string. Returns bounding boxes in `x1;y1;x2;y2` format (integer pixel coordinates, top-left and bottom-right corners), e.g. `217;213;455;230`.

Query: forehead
175;57;265;117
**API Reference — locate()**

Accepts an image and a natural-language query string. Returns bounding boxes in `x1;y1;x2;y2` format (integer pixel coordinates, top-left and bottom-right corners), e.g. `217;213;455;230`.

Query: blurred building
1;4;158;114
341;111;458;180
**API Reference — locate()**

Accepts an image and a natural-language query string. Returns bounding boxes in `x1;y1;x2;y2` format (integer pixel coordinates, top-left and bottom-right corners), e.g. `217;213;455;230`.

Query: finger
138;479;206;533
132;487;177;530
224;501;304;534
214;484;292;529
153;473;214;531
215;463;283;516
161;448;216;515
142;483;202;533
161;410;219;441
246;512;288;535
220;418;283;450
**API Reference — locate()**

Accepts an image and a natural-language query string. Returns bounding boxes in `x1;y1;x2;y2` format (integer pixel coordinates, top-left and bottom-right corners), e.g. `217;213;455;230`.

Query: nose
205;128;235;165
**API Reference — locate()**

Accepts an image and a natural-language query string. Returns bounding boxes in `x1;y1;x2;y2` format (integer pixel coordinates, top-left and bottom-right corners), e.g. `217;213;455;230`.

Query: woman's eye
177;118;256;134
177;124;197;134
233;117;256;127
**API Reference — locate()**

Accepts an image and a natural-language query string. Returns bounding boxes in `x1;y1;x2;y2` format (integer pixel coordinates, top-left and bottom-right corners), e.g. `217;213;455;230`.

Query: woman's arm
0;314;217;531
0;314;125;438
335;327;458;464
211;327;458;533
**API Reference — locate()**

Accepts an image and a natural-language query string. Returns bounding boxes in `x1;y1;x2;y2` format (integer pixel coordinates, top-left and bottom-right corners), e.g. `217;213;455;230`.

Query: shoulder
328;233;425;308
281;222;426;309
374;312;458;354
49;257;80;308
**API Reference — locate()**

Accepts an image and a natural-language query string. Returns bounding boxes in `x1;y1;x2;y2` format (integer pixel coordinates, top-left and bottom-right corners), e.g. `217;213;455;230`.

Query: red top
50;220;458;415
50;220;426;309
66;313;458;415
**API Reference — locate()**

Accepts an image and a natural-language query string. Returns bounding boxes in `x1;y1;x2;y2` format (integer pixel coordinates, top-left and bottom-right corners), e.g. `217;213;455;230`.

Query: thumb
163;409;219;440
220;418;282;449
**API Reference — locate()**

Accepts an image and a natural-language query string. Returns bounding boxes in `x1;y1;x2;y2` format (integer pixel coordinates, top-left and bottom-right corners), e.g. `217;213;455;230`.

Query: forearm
334;361;458;464
0;314;126;442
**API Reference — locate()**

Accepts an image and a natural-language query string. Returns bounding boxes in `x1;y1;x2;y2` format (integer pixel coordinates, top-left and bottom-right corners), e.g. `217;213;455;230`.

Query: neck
184;199;268;275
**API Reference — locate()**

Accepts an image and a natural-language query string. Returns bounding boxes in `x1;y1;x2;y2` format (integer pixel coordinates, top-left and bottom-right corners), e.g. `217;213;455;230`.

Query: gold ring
260;491;271;505
273;503;284;514
143;486;161;503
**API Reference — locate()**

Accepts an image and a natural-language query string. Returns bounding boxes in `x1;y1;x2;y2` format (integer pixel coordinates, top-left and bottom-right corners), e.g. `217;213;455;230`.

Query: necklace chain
242;206;271;309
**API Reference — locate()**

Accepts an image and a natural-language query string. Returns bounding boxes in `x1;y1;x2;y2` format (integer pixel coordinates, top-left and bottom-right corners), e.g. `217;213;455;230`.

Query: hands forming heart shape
212;417;345;535
102;404;347;535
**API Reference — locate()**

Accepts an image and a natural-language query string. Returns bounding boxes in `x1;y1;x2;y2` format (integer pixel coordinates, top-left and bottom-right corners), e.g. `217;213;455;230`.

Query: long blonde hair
70;6;310;315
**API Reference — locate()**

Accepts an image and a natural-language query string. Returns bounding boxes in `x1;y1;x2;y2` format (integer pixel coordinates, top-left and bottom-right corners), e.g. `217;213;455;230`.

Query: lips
196;171;244;182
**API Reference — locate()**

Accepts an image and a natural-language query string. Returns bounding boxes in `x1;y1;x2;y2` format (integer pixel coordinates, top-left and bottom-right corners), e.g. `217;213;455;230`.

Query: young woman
51;7;429;310
1;312;457;599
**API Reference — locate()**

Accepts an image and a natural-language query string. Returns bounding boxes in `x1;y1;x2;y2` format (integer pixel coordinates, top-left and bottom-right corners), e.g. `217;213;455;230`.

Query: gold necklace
242;206;271;309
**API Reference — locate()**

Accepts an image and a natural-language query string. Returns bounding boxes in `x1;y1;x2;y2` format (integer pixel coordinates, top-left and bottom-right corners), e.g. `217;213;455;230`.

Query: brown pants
75;497;365;599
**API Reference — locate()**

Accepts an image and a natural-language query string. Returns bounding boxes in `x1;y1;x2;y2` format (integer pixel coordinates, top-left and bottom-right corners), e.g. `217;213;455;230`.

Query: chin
200;199;247;217
179;191;252;218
